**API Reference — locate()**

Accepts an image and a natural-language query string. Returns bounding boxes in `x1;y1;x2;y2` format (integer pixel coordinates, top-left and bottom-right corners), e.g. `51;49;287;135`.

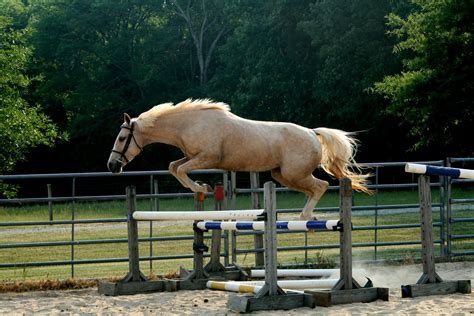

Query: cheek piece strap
111;123;143;164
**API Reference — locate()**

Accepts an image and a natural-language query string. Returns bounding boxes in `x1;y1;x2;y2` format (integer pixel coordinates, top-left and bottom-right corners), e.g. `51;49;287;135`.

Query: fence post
126;186;143;282
446;157;453;258
250;172;264;267
340;178;355;289
418;175;438;283
71;178;76;278
47;184;53;222
149;178;159;272
439;175;446;257
230;172;237;264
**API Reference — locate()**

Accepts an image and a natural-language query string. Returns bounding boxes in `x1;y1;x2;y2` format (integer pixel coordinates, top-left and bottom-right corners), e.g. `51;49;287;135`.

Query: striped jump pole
195;220;341;232
405;163;474;179
207;279;338;294
401;165;471;298
208;280;262;294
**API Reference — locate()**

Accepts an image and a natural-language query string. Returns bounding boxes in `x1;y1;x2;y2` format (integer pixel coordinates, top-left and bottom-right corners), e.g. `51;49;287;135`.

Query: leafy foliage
0;1;61;174
0;0;472;180
373;0;474;155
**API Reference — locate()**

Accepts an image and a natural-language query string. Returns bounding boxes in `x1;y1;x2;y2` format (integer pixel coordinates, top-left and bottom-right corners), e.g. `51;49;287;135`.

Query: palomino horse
107;99;370;220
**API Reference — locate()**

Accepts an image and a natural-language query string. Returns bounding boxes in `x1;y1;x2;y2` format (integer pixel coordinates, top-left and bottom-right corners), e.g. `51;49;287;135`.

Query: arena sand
1;261;473;315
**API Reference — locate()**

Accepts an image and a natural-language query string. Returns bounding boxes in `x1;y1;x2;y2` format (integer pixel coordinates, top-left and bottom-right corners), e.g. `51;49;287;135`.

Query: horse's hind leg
298;176;329;220
272;169;328;220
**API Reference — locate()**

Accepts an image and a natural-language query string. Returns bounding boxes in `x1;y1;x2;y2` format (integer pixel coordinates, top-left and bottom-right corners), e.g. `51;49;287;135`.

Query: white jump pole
250;269;340;278
405;163;474;179
218;279;338;289
132;209;264;221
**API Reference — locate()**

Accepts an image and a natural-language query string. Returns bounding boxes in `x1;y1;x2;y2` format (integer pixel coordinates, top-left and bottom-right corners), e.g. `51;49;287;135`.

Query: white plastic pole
218;279;338;289
250;269;339;278
132;209;264;221
207;281;305;294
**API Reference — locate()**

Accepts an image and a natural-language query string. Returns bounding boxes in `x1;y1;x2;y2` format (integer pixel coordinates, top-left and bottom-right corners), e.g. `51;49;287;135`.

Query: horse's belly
218;144;280;172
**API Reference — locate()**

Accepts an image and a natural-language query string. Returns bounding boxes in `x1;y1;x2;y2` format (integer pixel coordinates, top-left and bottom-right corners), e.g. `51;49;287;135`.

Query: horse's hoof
299;214;318;221
204;183;214;192
299;213;312;221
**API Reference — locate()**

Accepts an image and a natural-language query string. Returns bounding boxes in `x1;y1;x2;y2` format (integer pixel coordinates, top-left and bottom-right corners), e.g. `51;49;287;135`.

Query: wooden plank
258;181;283;297
401;280;471;298
228;293;313;313
339;178;361;289
192;225;206;279
98;278;211;296
176;279;209;291
98;280;165;296
126;186;144;282
207;188;224;272
307;287;389;307
418;175;438;283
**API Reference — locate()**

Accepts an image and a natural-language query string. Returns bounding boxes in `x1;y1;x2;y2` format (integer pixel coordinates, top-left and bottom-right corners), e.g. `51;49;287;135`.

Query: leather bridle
111;123;143;163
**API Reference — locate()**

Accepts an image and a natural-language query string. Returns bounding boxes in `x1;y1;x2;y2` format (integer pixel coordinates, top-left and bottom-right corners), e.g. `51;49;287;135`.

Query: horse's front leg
169;157;190;188
175;154;218;192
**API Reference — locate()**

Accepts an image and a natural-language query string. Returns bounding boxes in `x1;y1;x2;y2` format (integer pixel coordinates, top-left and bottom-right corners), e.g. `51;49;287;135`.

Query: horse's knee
168;162;176;173
176;165;186;177
319;180;329;191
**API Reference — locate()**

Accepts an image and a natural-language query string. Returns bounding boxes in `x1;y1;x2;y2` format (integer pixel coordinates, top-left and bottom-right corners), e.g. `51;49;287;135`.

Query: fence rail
0;158;473;279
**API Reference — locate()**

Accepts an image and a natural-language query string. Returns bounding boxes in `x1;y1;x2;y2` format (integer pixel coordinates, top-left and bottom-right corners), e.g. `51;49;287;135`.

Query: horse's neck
141;113;192;147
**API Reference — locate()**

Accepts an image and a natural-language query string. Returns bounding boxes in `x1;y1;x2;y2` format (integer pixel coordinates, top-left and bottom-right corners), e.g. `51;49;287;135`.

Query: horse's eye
118;136;126;142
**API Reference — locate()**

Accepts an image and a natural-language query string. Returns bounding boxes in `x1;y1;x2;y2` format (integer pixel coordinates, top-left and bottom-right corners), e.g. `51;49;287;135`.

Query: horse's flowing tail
314;127;371;193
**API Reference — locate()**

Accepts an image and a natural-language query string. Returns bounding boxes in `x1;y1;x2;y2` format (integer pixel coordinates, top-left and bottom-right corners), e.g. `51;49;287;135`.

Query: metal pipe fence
0;159;473;279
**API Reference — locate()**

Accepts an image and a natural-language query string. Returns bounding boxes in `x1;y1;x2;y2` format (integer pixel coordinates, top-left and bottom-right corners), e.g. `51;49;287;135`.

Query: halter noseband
111;122;143;163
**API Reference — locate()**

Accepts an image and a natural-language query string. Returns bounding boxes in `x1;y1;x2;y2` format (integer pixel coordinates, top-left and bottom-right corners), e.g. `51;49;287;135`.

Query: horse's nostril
108;161;116;172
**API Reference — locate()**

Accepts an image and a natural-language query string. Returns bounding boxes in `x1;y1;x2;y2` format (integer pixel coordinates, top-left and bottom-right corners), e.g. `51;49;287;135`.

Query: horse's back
213;113;322;172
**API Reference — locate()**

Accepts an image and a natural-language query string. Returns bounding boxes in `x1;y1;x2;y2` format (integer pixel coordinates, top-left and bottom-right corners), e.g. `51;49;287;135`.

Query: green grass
0;187;473;282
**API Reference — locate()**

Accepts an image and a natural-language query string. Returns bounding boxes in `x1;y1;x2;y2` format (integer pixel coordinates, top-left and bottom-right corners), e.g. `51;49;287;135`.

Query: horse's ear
123;113;131;125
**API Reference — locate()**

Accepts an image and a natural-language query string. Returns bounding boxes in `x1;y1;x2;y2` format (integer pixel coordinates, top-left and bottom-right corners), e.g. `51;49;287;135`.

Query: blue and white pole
405;163;474;179
195;220;341;232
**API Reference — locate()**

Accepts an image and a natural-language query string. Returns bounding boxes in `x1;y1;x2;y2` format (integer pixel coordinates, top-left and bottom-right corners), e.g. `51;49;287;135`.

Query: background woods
0;0;472;182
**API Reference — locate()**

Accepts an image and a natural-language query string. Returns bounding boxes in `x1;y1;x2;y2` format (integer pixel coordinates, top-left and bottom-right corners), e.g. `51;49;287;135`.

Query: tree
29;0;177;170
373;0;474;156
209;1;317;123
299;0;403;130
168;0;228;86
0;0;61;195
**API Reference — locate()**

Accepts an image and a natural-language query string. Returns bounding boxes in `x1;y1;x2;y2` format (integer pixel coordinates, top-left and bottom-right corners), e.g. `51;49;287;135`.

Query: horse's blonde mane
138;99;230;125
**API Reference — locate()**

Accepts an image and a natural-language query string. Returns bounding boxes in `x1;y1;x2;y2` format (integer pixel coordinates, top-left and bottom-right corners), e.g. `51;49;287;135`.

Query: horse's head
107;113;144;173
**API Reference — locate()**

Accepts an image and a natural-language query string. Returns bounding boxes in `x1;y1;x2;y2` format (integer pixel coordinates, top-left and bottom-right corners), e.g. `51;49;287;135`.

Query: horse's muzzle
108;160;123;174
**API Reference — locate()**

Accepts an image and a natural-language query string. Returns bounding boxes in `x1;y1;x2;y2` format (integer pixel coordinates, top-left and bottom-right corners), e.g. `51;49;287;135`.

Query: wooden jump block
306;287;389;307
98;278;209;296
228;292;314;313
401;280;471;298
399;175;472;299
